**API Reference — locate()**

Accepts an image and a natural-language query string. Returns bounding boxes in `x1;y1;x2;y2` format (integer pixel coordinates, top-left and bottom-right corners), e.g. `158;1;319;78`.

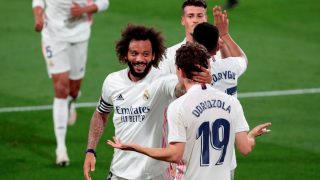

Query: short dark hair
115;24;166;68
175;42;210;79
192;22;219;53
182;0;207;10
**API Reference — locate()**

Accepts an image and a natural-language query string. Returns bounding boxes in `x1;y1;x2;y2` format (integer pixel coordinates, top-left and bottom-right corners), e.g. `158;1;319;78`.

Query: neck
185;32;193;43
128;72;142;82
184;79;198;91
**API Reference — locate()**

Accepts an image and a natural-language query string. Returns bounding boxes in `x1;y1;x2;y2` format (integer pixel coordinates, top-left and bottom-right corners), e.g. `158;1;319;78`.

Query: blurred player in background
108;42;272;180
32;0;109;166
83;24;190;180
224;0;239;10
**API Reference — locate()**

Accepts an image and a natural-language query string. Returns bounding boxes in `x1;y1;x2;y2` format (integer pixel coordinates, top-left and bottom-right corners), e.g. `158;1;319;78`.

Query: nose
136;54;145;61
193;17;198;23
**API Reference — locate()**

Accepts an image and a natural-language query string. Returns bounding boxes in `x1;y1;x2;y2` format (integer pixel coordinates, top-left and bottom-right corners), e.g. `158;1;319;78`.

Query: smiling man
83;24;187;180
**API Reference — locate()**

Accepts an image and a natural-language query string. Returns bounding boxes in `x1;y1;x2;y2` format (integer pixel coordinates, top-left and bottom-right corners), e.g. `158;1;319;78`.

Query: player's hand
83;153;96;180
249;122;272;138
107;137;135;151
33;7;44;32
191;64;212;84
71;2;84;17
213;6;229;37
34;17;44;32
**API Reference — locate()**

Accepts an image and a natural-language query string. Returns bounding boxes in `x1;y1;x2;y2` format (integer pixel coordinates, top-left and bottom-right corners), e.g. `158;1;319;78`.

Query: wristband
86;149;97;157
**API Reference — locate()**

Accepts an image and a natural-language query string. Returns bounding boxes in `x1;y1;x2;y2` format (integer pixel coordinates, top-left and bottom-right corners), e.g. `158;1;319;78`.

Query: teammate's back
167;84;249;180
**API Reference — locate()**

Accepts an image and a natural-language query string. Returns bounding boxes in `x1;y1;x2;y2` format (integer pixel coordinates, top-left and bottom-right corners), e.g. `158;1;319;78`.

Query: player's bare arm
213;6;248;63
236;122;272;156
87;111;109;148
107;137;185;164
217;38;232;58
71;2;98;17
33;6;43;32
83;111;109;180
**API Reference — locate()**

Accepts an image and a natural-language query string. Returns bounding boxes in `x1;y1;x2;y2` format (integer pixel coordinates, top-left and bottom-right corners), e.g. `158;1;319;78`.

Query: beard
128;61;153;79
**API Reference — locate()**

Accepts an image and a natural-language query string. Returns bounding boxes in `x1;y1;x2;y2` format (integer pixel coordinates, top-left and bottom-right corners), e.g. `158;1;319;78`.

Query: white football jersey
158;40;186;74
32;0;109;42
98;67;177;179
159;39;223;74
167;84;249;180
210;57;247;97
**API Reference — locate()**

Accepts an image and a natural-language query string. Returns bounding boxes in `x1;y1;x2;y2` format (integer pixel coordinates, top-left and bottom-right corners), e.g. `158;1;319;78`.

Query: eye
130;51;138;56
143;52;150;57
187;14;194;18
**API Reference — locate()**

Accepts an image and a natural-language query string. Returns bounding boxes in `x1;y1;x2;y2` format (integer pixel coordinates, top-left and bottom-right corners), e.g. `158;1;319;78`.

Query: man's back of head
175;42;210;79
192;22;219;55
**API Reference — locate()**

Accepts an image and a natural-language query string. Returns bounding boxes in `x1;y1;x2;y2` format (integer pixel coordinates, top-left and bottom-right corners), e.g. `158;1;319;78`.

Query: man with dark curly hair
83;24;186;180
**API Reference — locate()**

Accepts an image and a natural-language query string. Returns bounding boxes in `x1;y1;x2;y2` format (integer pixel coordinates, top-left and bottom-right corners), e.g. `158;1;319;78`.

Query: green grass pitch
0;0;320;179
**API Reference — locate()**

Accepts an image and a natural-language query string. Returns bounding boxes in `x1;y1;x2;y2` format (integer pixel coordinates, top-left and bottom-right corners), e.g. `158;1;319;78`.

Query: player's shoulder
103;68;127;84
149;69;178;88
168;94;186;111
149;67;168;78
167;40;186;52
213;56;244;64
212;57;247;71
208;85;239;102
106;68;126;78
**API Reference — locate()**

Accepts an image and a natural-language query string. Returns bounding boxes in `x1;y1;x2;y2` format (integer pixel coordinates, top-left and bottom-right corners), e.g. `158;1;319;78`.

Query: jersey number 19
196;118;230;166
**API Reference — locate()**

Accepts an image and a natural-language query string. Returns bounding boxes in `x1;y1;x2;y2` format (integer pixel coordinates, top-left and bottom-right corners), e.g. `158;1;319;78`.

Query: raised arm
213;6;248;64
235;122;272;156
83;111;109;180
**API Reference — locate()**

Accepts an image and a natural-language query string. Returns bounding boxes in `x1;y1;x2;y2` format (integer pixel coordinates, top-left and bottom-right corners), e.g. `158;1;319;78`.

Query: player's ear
177;68;185;78
181;16;185;26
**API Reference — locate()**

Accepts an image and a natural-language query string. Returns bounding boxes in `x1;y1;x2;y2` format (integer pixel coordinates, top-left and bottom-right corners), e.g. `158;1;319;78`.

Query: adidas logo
116;94;124;101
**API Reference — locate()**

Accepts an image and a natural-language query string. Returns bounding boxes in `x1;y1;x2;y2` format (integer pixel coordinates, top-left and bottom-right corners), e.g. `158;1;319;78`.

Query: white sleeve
158;54;170;74
214;50;222;60
94;0;109;12
32;0;45;8
96;76;114;113
224;57;247;77
233;57;247;76
159;51;176;74
101;76;113;105
156;74;178;99
233;99;249;133
167;102;187;143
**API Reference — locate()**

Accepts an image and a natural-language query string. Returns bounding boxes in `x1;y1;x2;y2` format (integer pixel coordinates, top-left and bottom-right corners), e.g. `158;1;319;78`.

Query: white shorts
41;38;88;80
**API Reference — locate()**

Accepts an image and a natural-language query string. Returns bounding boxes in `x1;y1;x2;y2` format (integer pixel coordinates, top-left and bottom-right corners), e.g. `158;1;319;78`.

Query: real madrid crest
143;89;150;101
